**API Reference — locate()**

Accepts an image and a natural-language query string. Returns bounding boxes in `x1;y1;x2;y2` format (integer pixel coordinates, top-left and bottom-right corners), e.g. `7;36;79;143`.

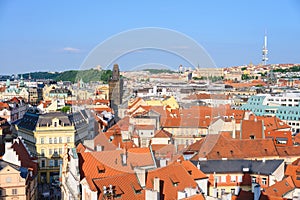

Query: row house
17;109;90;183
0;97;28;124
63;143;207;200
1;137;38;200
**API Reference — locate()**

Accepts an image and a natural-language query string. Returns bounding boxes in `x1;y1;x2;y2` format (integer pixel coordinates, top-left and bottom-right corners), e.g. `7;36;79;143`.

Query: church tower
108;64;123;117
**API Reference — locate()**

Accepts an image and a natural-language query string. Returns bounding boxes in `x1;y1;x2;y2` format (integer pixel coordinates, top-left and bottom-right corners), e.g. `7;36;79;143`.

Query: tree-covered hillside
20;69;112;83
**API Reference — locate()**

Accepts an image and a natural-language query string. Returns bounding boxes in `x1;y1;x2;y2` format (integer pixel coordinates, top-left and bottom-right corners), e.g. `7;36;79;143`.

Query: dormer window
169;174;180;186
97;164;105;173
132;182;142;194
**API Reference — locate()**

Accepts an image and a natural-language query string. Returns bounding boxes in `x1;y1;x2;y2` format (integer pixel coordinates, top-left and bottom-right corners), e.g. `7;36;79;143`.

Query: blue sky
0;1;299;74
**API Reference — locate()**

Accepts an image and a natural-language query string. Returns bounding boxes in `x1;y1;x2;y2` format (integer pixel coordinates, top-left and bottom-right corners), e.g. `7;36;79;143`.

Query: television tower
262;31;268;65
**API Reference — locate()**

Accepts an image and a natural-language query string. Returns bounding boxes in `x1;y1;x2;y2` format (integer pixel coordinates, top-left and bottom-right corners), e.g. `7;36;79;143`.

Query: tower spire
262;30;268;65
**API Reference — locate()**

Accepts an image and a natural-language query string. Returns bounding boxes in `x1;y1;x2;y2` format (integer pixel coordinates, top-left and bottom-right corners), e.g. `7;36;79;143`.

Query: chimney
121;153;127;165
154;177;160;193
197;161;201;170
96;145;103;151
135;167;146;187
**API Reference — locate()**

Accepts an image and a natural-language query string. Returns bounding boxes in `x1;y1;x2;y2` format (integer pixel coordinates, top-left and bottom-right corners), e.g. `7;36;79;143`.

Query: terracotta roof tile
11;138;38;177
153;129;172;138
241;119;264;139
264;176;295;198
134;124;155;130
146;161;198;200
181;160;207;180
79;149;155;190
93;173;145;200
191;134;278;160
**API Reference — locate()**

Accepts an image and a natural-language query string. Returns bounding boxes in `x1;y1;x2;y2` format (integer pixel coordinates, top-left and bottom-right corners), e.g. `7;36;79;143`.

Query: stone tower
108;64;123;117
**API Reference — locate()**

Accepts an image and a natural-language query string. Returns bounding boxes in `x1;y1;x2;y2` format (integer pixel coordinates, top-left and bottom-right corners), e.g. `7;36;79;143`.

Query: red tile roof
11;138;38;178
241;119;264;139
191;134;278;160
264;176;295;198
0;102;9;110
134;124;155;130
146;161;199;200
93;173;145;200
249;116;290;131
79;149;155;190
181;160;207;180
153;129;172;139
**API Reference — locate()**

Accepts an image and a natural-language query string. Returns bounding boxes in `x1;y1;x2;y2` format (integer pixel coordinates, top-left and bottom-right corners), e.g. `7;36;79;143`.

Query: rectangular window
49;138;52;144
67;137;71;143
251;176;256;183
41;137;44;144
262;178;267;185
238;175;243;182
221;176;226;183
230;175;236;182
215;176;220;183
54;160;58;167
49;149;52;155
41;149;45;156
41;160;45;168
54;138;57;144
49;160;54;167
59;137;62;143
12;189;17;195
59;148;62;154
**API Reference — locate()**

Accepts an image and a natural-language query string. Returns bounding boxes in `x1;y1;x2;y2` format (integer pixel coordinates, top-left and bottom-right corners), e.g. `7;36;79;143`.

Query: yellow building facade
17;111;85;183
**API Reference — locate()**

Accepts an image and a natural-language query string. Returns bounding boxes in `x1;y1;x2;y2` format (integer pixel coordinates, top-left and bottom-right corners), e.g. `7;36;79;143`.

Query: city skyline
0;1;300;74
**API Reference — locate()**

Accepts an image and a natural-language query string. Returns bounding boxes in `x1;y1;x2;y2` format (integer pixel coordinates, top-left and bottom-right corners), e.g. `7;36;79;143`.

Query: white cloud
62;47;81;53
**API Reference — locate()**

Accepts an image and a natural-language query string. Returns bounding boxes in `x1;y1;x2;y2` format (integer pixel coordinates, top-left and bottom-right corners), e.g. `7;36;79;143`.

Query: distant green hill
22;69;112;83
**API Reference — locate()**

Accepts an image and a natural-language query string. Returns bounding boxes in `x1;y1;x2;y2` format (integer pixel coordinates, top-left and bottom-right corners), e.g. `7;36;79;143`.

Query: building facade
17;110;90;183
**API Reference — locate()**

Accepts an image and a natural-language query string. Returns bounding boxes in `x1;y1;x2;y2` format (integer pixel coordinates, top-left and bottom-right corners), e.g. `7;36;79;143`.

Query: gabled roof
181;160;207;180
264;176;295;198
276;146;300;157
93;133;120;151
284;162;300;188
103;130;136;150
93;173;145;200
9;137;38;179
153;129;172;138
249;116;290;131
108;116;130;132
78;148;155;190
146;161;198;200
190;134;278;160
241;119;264;139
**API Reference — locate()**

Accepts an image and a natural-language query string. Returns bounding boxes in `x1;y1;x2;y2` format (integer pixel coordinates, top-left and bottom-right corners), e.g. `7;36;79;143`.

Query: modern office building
241;92;300;134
